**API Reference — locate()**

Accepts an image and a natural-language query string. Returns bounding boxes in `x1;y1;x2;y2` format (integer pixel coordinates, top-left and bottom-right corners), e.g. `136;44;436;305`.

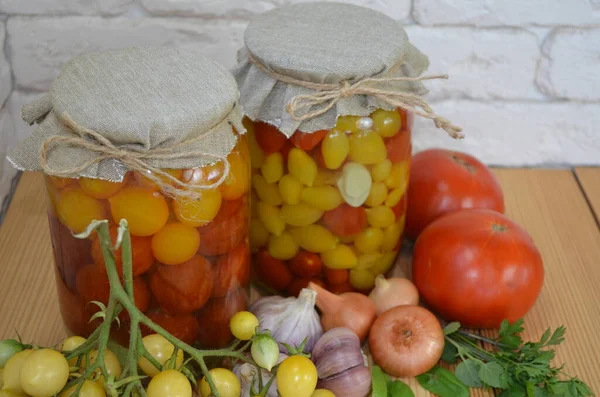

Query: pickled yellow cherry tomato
138;334;184;377
290;225;338;253
20;349;70;397
57;187;107;233
335;115;361;134
348;130;387;165
385;186;405;208
173;188;223;228
3;349;33;395
354;227;384;254
257;202;285;236
367;205;396;228
280;203;323;227
59;380;106;397
365;182;388;207
246;120;265;169
385;160;410;190
370;251;398;275
355;252;382;270
250;219;270;250
200;368;240;397
301;186;343;211
221;150;250;201
135;169;183;191
253;174;283;206
109;187;169;236
268;232;299;260
313;169;340;187
278;174;303;205
49;176;76;188
349;268;377;290
371;109;401;138
321;129;349;169
261;153;284;184
321;244;357;269
370;159;392;182
288;148;318;186
79;177;127;199
151;222;201;265
381;217;405;252
148;370;192;397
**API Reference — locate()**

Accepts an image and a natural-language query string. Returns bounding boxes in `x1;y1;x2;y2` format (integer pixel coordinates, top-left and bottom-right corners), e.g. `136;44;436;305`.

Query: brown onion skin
368;305;444;377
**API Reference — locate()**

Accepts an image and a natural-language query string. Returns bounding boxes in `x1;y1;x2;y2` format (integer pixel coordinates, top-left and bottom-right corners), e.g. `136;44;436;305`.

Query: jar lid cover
9;47;245;182
233;2;431;137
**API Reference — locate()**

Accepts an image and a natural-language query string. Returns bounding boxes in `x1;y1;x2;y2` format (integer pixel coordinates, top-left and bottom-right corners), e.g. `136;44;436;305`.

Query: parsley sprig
417;319;594;397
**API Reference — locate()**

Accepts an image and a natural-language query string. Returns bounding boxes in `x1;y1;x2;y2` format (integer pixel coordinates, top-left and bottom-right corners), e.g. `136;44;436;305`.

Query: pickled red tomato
150;256;214;315
280;140;294;163
212;242;251;298
134;169;183;191
79;177;127;199
109;187;169;237
290;130;328;151
196;289;247;348
198;197;248;256
173;189;223;228
151;223;201;265
142;311;200;345
255;249;293;291
385;130;411;164
255;121;287;155
289;250;322;278
323;267;349;285
322;204;367;237
371;109;402;138
56;187;107;234
91;226;154;277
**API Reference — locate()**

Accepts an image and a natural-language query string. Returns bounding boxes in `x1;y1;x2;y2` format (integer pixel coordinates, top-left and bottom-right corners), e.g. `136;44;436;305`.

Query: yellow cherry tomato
109;187;169;236
366;205;396;228
57;188;107;234
301;186;343;211
280;203;323;227
355;252;382;270
173;189;223;228
385;187;405;208
381;218;405;252
49;176;77;189
385;160;410;190
199;368;240;397
20;348;69;397
364;182;388;207
278;174;304;205
229;311;259;341
86;349;122;386
135;169;183;191
370;159;392;182
371;109;401;138
257;202;285;236
253;174;284;206
138;334;184;377
290;225;338;253
59;380;106;397
221;150;250;201
321;129;349;169
2;350;33;395
370;251;398;275
261;153;284;184
320;244;358;269
250;219;270;251
268;232;299;260
348;130;387;165
354;227;384;254
312;390;336;397
349;268;377;290
313;169;340;187
147;370;192;397
151;222;201;265
335;115;361;134
60;336;86;366
79;177;127;199
276;356;318;397
288;148;317;187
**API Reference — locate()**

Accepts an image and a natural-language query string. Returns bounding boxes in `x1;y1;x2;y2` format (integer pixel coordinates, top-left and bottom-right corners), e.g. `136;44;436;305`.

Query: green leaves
388;380;414;397
417;367;469;397
371;366;415;397
455;359;482;387
443;322;460;336
478;362;508;388
498;318;524;349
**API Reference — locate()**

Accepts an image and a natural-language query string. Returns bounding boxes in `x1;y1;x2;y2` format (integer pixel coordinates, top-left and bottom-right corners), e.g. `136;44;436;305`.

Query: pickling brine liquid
46;135;251;348
248;109;412;295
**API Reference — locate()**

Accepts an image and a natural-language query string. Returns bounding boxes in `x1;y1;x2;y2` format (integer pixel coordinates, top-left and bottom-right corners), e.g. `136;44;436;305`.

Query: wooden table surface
1;169;599;395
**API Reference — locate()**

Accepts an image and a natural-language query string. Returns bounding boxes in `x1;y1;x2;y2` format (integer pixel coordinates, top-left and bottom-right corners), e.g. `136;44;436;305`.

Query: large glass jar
46;135;250;347
248;109;412;295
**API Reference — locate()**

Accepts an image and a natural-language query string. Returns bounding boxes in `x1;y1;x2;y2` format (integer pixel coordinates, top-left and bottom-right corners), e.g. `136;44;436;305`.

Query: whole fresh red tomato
406;149;504;240
412;209;544;329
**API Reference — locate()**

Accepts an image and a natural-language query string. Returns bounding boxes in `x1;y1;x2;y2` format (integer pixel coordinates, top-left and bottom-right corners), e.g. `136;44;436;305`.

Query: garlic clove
312;327;363;379
317;365;371;397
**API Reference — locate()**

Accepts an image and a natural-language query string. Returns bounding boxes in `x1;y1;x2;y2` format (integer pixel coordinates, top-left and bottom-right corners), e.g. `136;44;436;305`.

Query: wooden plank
0;172;66;346
575;167;600;225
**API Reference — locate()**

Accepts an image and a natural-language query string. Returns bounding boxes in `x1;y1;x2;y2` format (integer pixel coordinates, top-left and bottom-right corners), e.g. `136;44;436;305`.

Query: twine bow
40;113;232;200
249;54;463;139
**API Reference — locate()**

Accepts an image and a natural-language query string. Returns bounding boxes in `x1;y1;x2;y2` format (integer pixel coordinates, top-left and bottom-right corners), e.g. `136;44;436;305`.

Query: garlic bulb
249;288;323;353
233;353;287;397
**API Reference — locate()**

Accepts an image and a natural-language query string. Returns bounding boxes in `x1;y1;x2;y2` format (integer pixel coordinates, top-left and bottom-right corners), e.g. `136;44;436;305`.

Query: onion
368;275;419;315
309;282;376;343
368;305;444;377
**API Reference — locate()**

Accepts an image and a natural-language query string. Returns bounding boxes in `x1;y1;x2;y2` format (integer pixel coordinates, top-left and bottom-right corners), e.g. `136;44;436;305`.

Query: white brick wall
1;0;600;206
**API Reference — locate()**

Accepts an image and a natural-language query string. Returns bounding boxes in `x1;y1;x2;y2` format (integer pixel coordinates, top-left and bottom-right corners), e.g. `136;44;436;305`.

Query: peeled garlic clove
337;162;372;207
317;365;371;397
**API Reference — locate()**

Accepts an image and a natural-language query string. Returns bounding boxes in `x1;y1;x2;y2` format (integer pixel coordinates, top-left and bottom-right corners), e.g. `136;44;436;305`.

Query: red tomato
385;129;411;163
323;267;349;285
398;108;411;132
198;197;248;256
255;249;293;291
196;289;247;348
211;242;251;298
281;140;294;164
406;149;505;240
254;121;287;155
142;311;200;345
287;278;325;297
290;130;328;151
150;256;214;315
289;250;322;278
322;204;367;237
412;209;544;329
91;226;154;277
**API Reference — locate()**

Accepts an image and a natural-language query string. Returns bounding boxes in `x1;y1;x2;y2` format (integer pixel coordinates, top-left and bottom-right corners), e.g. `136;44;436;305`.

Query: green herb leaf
499;384;526;397
416;367;469;397
498;319;524;349
533;386;548;397
388;380;415;397
443;322;461;336
455;359;483;387
479;361;508;388
371;365;388;397
441;341;458;364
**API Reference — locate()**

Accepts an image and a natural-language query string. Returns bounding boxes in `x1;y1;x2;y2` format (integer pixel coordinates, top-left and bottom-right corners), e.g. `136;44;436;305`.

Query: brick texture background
1;0;599;206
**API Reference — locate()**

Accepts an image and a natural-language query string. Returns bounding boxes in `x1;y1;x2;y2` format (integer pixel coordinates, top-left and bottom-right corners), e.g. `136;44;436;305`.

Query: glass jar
248;109;412;295
46;135;251;347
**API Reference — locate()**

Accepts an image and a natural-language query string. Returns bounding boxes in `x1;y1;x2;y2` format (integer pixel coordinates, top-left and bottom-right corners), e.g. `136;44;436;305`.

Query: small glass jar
47;135;250;346
248;110;412;295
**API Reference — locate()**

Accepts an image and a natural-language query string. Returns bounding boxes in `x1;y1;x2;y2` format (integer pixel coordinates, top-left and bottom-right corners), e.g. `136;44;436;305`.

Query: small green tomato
251;334;279;371
0;340;24;369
